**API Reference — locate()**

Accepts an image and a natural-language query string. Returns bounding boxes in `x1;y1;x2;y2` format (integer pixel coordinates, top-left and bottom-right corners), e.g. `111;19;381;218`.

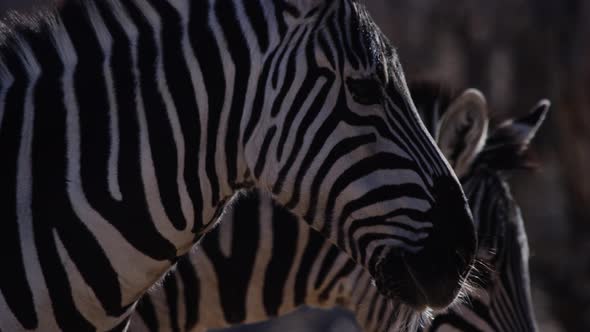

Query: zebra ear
436;89;489;178
498;99;550;147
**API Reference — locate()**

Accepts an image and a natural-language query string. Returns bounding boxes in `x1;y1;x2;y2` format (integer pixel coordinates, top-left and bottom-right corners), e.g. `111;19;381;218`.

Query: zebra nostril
371;176;476;310
371;250;429;310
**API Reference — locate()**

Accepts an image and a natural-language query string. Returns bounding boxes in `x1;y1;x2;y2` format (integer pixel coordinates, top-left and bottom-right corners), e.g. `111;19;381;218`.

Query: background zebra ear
436;89;489;178
497;99;550;147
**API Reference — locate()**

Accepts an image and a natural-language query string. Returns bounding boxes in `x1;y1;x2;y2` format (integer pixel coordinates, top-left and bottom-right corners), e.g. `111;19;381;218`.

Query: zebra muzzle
371;177;477;310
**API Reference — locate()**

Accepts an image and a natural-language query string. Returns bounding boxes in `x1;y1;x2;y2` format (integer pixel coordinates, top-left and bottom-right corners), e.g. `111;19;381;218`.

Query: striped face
129;84;544;332
244;1;476;309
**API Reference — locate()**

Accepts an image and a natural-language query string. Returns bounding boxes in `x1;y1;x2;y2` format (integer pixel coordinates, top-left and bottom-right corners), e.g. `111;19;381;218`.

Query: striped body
131;85;547;332
1;1;475;330
133;191;422;332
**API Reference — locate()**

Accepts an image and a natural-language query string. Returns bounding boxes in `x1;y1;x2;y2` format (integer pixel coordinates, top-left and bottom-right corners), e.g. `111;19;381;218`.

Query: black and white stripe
0;1;475;330
129;84;547;332
133;190;423;332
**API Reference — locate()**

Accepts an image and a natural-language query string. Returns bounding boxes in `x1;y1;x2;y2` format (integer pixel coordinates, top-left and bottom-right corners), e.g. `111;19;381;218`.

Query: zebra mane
0;1;59;46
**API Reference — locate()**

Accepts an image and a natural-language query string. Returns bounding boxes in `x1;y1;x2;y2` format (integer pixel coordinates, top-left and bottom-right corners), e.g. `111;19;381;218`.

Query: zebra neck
0;1;289;329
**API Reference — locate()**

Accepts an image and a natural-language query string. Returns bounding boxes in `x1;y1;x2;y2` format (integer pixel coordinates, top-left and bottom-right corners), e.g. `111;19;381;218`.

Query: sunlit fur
0;1;472;331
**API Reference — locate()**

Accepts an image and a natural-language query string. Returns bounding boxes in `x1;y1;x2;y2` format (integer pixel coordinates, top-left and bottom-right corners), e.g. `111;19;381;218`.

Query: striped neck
0;1;286;329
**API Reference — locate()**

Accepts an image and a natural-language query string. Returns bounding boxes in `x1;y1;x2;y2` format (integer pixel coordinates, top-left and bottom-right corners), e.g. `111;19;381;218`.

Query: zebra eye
346;77;382;106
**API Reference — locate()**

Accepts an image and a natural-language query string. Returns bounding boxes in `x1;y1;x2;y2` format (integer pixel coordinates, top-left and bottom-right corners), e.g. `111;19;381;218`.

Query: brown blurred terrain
234;1;590;331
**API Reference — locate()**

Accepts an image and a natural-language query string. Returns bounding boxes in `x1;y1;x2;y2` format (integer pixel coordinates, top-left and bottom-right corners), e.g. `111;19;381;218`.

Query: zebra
129;84;548;332
416;86;548;332
0;0;476;330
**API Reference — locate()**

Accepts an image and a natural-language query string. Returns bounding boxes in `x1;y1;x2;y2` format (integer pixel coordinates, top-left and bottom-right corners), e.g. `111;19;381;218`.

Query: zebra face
246;1;476;310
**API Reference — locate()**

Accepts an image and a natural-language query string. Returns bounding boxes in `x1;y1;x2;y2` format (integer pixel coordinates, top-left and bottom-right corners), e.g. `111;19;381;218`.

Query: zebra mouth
400;253;431;308
371;251;429;311
371;229;475;311
371;175;477;310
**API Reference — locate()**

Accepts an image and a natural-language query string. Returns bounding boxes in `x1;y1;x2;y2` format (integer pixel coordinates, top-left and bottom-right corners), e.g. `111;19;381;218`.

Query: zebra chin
370;177;477;310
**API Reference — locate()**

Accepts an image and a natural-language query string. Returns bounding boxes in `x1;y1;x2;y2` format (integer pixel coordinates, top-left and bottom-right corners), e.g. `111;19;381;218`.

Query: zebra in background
415;84;548;332
0;0;476;330
130;84;548;332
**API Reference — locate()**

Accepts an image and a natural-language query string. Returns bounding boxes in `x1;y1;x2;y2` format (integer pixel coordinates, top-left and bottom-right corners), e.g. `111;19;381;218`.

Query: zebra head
423;86;549;331
243;1;476;310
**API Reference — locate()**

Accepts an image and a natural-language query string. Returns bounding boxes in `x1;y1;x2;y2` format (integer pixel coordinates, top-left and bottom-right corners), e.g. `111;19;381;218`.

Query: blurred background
230;1;590;331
